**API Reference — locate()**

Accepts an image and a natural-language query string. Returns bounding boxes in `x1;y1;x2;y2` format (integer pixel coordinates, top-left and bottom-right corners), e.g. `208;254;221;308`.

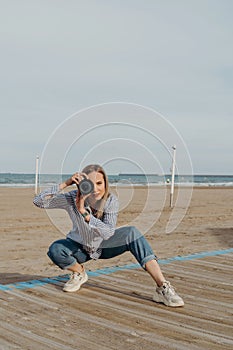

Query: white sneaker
63;270;88;292
153;281;184;307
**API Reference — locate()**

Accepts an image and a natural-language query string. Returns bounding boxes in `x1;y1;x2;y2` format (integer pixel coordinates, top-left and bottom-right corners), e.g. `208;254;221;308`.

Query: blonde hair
82;164;110;219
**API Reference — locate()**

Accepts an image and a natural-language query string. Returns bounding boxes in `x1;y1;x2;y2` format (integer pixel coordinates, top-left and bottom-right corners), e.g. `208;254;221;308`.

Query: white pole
170;145;176;208
35;156;39;195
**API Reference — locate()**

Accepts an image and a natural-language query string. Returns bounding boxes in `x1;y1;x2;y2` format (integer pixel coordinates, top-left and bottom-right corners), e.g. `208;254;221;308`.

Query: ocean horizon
0;173;233;188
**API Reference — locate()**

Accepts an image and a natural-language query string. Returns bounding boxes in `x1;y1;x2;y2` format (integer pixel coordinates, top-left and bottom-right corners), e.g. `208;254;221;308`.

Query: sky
0;0;232;175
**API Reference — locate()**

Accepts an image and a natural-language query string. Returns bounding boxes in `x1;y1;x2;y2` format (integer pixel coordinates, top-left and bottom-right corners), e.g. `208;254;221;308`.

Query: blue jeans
47;226;157;270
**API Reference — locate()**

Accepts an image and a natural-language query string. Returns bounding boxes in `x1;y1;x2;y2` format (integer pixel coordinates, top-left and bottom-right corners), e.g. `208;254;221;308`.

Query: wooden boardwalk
0;251;233;350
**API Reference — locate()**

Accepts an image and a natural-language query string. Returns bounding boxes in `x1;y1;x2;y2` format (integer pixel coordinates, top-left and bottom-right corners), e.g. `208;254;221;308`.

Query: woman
33;164;184;307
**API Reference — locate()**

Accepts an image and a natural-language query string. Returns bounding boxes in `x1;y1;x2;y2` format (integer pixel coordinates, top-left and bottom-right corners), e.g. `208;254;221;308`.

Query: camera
77;178;94;195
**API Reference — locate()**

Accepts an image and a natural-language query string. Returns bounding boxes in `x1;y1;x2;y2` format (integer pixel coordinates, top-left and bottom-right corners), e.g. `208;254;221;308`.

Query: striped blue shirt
33;185;119;259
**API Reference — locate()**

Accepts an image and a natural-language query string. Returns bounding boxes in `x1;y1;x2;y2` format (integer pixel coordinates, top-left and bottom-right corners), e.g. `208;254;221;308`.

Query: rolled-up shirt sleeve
89;195;119;240
33;184;70;209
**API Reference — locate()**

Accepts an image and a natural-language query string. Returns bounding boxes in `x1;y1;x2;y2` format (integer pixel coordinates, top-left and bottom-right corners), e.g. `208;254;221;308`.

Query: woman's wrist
79;207;91;222
59;182;66;191
59;178;73;190
80;211;90;222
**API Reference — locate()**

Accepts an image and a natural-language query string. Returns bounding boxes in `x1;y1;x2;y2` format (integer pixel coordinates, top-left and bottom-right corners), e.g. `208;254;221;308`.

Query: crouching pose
33;164;184;307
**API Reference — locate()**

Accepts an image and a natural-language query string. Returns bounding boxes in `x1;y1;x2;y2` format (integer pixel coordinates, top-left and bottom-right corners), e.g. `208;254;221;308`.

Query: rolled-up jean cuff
47;251;77;270
141;255;157;270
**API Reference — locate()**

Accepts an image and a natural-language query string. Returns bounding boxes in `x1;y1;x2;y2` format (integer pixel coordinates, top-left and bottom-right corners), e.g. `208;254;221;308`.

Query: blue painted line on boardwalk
0;247;233;291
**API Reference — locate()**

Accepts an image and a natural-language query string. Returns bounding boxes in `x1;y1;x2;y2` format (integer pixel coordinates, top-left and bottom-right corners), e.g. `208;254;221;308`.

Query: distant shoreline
1;173;233;188
1;184;233;190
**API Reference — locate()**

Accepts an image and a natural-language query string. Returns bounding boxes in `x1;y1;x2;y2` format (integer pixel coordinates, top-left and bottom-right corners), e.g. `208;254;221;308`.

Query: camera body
77;178;94;195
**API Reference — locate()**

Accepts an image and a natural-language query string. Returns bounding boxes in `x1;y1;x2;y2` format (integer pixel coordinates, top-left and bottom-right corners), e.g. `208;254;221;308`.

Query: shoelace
68;272;82;283
163;281;176;295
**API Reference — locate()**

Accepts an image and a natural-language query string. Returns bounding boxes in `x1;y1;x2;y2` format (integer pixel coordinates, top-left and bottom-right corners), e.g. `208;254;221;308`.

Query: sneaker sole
63;274;88;293
153;295;184;307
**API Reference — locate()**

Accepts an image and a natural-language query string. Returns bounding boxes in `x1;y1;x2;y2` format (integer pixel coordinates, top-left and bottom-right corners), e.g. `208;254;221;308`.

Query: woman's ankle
68;263;84;274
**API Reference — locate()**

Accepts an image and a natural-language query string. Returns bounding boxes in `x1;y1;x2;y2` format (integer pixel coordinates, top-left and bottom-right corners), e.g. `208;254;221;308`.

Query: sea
0;173;233;188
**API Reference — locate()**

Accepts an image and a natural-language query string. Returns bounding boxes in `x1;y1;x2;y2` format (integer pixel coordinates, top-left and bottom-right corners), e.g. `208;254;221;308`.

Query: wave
0;173;233;188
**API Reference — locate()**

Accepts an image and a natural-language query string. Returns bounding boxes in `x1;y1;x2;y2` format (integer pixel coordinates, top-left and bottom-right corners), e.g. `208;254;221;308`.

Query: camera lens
78;179;94;195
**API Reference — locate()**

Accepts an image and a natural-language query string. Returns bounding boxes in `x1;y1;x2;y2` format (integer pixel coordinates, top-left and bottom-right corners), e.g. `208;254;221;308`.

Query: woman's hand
59;172;91;222
59;172;87;190
71;172;88;187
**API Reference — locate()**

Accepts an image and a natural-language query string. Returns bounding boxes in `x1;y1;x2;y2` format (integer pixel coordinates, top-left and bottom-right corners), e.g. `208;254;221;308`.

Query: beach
1;186;232;277
0;186;233;349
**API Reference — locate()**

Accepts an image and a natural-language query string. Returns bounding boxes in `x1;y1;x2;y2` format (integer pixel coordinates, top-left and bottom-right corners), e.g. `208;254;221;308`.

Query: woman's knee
47;239;77;269
116;225;142;245
127;226;142;240
47;240;69;260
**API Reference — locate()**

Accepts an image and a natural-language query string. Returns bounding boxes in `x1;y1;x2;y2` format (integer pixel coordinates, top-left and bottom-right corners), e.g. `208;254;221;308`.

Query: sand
1;186;232;277
0;186;233;349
